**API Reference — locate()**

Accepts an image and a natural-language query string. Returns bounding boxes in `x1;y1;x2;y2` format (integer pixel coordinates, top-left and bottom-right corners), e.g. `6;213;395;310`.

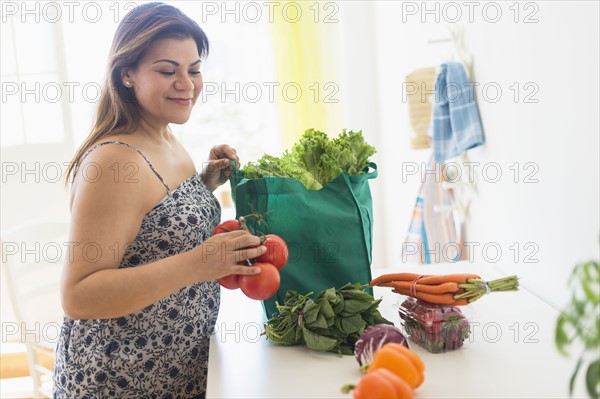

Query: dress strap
75;141;171;195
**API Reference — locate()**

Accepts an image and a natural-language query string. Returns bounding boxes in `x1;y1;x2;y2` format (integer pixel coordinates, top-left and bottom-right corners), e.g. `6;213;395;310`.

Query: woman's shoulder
71;137;158;205
71;131;186;211
78;139;144;175
68;143;166;235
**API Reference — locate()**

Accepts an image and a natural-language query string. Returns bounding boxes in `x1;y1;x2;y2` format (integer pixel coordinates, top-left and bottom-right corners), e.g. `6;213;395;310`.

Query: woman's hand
195;230;266;280
201;144;240;191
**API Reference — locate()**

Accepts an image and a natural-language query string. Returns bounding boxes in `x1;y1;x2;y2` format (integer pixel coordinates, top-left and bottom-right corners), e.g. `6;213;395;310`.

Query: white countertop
207;263;586;398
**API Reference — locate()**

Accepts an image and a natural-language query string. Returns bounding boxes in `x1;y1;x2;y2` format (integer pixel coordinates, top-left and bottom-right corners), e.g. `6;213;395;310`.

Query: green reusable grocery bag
229;162;378;318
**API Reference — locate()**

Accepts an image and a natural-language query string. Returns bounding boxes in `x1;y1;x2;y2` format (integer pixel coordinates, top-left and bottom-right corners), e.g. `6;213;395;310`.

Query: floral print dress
53;141;221;398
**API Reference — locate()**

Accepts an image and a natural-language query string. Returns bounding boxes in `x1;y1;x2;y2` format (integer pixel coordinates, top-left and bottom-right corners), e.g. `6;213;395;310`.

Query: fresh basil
264;283;393;355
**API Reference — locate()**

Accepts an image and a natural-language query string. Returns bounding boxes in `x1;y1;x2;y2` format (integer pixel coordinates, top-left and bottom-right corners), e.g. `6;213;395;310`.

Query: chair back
1;219;69;398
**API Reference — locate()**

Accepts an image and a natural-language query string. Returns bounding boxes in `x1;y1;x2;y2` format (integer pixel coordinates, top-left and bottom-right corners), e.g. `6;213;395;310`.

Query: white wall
464;1;600;310
368;0;599;310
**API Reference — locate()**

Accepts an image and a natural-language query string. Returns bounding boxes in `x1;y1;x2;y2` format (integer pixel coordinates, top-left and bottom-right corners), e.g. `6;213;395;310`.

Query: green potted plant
556;257;599;398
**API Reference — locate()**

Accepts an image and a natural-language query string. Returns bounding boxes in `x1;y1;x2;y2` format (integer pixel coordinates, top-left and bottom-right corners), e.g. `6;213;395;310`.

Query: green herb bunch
556;259;600;398
264;283;393;355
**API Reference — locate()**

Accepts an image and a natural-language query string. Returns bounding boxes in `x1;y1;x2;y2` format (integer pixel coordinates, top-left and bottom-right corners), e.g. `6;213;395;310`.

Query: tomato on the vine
218;274;240;290
212;219;249;235
238;262;280;300
218;261;249;290
256;234;288;270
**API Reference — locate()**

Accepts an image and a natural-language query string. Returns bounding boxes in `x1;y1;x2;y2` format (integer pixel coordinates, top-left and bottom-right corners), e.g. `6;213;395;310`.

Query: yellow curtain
270;1;341;149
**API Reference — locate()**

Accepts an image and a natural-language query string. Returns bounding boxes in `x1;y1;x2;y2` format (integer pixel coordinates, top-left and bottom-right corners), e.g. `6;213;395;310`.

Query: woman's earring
124;81;132;87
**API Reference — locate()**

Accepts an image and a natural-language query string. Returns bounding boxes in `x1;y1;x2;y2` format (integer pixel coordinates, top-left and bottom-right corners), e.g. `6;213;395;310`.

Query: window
1;5;66;146
2;2;280;161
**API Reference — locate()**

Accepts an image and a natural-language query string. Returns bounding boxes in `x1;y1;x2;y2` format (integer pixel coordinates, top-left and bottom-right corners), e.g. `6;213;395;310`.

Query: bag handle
229;159;243;182
364;162;378;179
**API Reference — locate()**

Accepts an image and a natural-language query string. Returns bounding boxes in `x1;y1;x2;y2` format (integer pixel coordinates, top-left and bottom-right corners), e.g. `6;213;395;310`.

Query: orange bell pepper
352;368;413;399
367;343;425;389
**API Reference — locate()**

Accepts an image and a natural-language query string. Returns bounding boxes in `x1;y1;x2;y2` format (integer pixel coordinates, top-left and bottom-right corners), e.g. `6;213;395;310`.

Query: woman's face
125;37;203;126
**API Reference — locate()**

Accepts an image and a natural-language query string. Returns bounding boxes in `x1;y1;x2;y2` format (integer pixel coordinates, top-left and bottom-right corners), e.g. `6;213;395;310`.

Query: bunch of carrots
370;273;519;306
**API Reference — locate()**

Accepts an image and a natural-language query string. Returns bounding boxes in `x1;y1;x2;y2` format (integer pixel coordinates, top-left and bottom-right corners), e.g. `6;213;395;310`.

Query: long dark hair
64;2;209;186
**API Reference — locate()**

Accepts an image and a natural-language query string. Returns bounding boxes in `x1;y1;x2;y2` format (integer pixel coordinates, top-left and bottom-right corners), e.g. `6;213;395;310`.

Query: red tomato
256;234;288;269
218;274;240;290
238;262;280;300
212;219;248;235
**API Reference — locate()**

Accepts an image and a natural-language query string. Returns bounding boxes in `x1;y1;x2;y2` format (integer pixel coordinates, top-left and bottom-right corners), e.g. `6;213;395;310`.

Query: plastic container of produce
398;297;470;353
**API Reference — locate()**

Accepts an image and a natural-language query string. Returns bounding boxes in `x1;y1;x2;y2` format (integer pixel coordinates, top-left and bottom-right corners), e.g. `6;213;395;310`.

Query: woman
54;3;265;398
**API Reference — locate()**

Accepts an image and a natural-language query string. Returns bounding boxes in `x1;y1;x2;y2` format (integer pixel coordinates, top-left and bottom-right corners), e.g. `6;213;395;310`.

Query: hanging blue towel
429;62;484;163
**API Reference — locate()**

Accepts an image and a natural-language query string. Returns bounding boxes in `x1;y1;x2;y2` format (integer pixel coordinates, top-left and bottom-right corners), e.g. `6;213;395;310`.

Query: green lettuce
242;128;376;190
